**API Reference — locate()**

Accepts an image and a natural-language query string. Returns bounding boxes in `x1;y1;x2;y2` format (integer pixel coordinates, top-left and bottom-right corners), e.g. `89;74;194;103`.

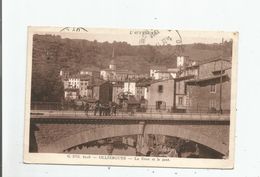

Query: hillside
31;34;232;102
32;34;232;75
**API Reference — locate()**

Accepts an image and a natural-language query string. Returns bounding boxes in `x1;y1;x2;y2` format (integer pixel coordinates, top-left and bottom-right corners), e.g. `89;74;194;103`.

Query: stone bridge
30;113;230;156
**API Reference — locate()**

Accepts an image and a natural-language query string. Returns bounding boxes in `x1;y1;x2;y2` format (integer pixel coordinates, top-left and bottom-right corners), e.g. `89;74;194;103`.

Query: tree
31;69;64;102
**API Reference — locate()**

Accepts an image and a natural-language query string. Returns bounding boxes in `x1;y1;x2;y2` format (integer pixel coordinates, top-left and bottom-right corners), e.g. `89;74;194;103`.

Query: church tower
109;46;116;70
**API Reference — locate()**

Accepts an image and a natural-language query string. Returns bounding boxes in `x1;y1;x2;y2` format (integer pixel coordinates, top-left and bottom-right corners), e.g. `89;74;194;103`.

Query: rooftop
198;56;231;65
149;78;175;85
185;73;228;84
150;66;167;70
110;59;115;65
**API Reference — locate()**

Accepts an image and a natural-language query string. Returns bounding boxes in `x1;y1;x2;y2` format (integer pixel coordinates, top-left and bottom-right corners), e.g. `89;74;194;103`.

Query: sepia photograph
24;27;238;168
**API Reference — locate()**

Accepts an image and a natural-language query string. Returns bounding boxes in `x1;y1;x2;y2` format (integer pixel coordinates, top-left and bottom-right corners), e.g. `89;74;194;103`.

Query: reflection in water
65;137;137;156
29;123;39;152
64;135;225;159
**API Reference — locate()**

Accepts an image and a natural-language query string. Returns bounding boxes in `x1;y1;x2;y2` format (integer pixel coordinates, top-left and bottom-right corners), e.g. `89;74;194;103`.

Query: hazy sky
31;27;235;46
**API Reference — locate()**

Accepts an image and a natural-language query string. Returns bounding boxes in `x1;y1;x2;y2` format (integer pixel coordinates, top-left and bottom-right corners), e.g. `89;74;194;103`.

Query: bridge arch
39;124;228;155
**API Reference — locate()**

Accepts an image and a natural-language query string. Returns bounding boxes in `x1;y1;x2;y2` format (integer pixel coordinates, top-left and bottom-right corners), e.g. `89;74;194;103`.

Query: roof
185;74;228;84
149;78;174;85
178;57;231;72
154;70;178;74
67;73;81;79
79;75;92;80
116;70;135;75
112;82;124;87
110;59;115;65
167;68;179;72
150;66;167;70
212;67;232;73
136;82;150;87
175;75;196;81
183;64;199;69
198;57;231;65
101;68;114;72
64;88;79;91
90;79;106;87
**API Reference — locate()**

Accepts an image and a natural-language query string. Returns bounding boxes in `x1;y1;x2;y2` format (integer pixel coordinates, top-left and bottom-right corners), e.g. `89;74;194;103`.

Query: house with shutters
174;57;232;113
146;79;175;112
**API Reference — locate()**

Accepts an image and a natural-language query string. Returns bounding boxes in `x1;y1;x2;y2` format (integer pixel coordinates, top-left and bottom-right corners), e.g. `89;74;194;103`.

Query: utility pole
219;38;224;114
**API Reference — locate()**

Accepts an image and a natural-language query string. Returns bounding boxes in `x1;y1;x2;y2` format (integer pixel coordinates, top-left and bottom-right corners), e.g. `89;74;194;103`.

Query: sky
29;27;235;46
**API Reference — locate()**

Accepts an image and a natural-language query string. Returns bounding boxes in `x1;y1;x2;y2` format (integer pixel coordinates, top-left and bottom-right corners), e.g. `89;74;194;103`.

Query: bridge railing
31;102;230;120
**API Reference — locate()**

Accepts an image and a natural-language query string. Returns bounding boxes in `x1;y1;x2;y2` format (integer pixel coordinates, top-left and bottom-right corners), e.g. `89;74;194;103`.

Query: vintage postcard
24;27;238;168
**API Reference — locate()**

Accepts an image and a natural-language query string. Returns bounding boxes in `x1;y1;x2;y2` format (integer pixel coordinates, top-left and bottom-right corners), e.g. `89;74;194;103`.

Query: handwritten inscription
130;29;182;45
130;29;160;45
130;29;160;38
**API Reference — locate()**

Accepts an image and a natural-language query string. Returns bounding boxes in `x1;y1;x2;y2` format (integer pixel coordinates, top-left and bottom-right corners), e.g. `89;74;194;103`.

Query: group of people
83;101;117;116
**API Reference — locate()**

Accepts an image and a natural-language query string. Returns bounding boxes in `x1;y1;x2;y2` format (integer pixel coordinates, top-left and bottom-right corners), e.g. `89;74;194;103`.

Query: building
150;66;167;80
63;78;70;89
109;59;116;70
135;82;149;101
63;74;81;100
62;72;101;101
101;64;147;82
167;68;179;78
173;64;199;112
154;70;171;80
123;82;136;95
100;68;116;81
79;67;100;78
147;79;175;111
100;59;117;80
114;69;129;81
59;69;70;78
150;66;179;80
177;57;232;113
112;82;124;104
99;81;113;104
174;78;188;112
83;77;105;101
68;76;80;89
79;76;91;98
64;88;79;100
92;85;100;101
176;56;197;68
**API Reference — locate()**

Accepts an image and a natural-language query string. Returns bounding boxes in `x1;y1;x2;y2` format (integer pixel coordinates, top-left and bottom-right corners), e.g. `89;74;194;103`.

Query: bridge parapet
31;110;230;122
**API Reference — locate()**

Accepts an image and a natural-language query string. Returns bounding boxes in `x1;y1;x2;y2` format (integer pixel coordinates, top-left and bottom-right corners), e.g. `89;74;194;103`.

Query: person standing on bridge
112;104;117;116
108;102;112;116
94;101;99;116
99;103;103;116
84;102;90;116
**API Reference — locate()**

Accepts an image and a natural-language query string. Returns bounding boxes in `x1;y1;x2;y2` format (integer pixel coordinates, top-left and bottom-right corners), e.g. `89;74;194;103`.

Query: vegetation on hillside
31;34;232;102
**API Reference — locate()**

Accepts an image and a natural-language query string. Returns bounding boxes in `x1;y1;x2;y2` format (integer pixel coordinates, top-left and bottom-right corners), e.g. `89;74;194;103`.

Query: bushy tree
31;69;64;102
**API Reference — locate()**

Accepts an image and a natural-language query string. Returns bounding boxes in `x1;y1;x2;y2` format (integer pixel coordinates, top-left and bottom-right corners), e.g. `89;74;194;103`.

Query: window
156;101;166;110
209;99;217;110
186;98;190;106
158;85;163;93
178;97;183;105
210;84;216;93
156;101;162;109
177;82;180;93
212;69;225;75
